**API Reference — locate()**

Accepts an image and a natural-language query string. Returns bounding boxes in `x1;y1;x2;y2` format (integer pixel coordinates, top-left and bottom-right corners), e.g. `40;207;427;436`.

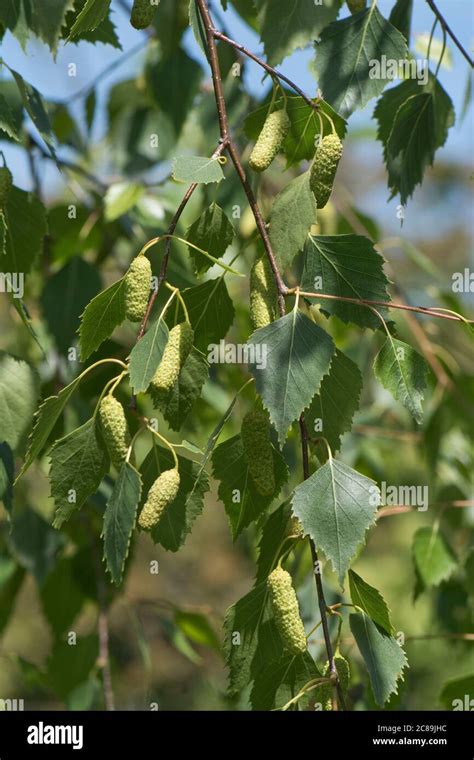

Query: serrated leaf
79;277;126;361
0;187;47;275
245;96;347;169
439;675;474;710
0;351;39;454
129;314;169;394
350;611;407;706
102;462;141;586
291;459;380;584
176;278;235;352
256;503;292;585
18;375;82;479
255;0;341;67
0;93;21;140
251;651;319;710
301;234;390;328
51;417;109;529
139;446;210;552
389;0;413;42
373;337;428;424
157;347;209;431
306;349;362;454
269;171;317;270
312;5;407;118
223;581;284;695
212;434;288;539
186;203;234;276
248;309;334;445
349;569;394;635
30;0;75;54
374;74;454;203
412;527;457;590
68;0;110;38
172;156;224;184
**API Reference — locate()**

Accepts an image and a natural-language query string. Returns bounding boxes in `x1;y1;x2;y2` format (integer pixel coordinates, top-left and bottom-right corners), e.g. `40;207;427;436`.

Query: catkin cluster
241;409;275;497
99;395;131;469
138;467;180;531
124;255;152;323
249;108;290;172
267;567;307;655
316;655;350;710
0;167;13;207
130;0;159;29
249;257;278;330
310;134;343;209
347;0;366;13
151;322;194;396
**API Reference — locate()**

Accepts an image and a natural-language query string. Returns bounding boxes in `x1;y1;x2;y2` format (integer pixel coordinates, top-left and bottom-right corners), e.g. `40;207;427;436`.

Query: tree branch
425;0;474;68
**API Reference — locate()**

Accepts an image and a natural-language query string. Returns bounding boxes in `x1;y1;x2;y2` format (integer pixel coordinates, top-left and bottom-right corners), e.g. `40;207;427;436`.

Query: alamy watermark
0;272;24;299
369;55;429;86
207;340;267;370
371;482;429;511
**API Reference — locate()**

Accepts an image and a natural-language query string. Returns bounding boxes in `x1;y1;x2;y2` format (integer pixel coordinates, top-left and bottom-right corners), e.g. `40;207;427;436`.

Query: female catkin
249;257;278;330
249;108;290;172
310;134;343;209
267;567;307;655
138;467;180;531
241;409;275;497
0;167;13;207
151;322;194;395
124;255;152;323
130;0;159;29
99;395;131;469
317;654;350;710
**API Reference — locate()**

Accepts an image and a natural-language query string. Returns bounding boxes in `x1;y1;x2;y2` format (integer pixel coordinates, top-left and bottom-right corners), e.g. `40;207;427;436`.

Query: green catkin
310;134;343;209
99;395;131;469
124;255;152;323
130;0;159;29
316;655;350;710
267;567;307;655
241;409;275;497
249;257;279;330
346;0;367;14
138;467;180;531
249;108;290;172
0;167;13;207
151;322;194;394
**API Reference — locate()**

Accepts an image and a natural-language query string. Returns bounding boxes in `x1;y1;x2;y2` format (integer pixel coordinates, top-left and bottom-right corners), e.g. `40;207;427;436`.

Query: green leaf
172;156;225;184
244;95;347;169
68;0;110;38
251;651;319;710
374;74;454;203
255;0;341;66
349;569;394;635
10;69;55;151
349;611;407;706
174;610;221;652
373;337;428;424
50;417;109;529
0;554;24;634
306;349;362;454
0;92;21;140
41;257;102;354
256;502;291;584
312;5;407;118
40;556;86;637
139;447;210;552
147;47;203;136
0;352;39;454
18;375;82;478
188;0;208;56
46;635;99;701
291;459;380;584
212;434;288;539
158;348;209;432
8;507;63;585
439;675;474;710
30;0;75;54
248;309;334;445
412;527;457;590
79;277;127;361
389;0;413;42
129;314;169;394
186;203;234;276
104;182;144;222
102;462;142;586
301;234;390;328
0;442;14;514
269;171;317;270
178;278;235;352
223;581;284;695
0;187;47;275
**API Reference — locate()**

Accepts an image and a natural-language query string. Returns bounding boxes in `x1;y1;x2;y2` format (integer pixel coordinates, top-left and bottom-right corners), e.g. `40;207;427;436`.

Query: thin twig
377;501;473;519
211;29;319;111
425;0;474;68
